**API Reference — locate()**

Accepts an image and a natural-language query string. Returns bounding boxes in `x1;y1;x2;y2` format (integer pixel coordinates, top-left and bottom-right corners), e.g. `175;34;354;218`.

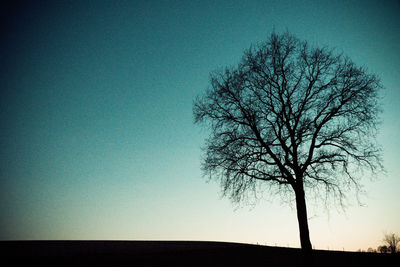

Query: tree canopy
193;32;383;251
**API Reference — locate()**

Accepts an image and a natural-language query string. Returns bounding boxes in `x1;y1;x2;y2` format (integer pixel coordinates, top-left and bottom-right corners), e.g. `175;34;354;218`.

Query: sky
0;0;399;251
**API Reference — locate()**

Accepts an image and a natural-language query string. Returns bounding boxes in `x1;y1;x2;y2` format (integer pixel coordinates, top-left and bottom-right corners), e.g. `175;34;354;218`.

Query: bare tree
383;233;400;254
193;32;383;251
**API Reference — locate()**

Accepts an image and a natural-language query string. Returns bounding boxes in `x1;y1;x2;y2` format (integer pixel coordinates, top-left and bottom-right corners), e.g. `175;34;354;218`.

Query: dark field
1;240;399;266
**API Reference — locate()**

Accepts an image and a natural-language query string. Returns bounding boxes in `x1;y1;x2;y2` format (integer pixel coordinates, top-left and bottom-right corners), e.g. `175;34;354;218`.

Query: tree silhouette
378;245;389;254
383;233;400;254
193;32;383;251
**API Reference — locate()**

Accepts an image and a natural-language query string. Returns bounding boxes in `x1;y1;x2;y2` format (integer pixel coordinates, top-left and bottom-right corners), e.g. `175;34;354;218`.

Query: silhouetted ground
1;240;399;266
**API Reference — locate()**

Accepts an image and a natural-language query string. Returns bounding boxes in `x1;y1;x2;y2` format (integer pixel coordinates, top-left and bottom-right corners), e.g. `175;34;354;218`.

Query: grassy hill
1;240;399;266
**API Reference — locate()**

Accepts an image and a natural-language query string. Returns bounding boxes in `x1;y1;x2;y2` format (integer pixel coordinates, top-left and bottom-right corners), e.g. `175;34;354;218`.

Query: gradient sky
0;0;399;251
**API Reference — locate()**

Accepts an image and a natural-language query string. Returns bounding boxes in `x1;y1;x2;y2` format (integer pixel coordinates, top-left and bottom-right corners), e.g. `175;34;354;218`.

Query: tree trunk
294;183;312;251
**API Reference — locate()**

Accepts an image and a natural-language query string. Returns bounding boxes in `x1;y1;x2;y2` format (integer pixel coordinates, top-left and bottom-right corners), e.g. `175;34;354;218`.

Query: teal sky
1;0;399;251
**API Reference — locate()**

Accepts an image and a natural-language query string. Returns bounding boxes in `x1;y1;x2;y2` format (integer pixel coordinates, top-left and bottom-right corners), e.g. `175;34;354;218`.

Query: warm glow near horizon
0;0;399;252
